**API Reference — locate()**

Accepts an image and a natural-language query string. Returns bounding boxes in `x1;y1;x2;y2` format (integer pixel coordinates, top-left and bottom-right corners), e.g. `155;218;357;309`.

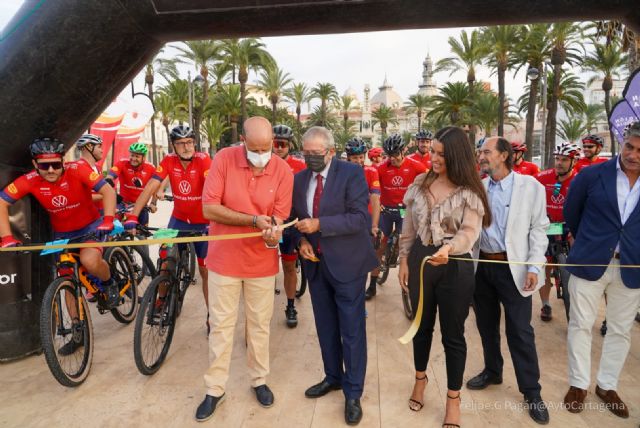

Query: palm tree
220;38;240;83
175;40;221;149
208;61;233;88
158;78;189;124
144;51;178;164
430;82;473;126
436;29;487;91
511;24;551;161
404;94;432;131
154;92;180;153
201;114;230;154
232;38;275;128
306;105;339;130
209;84;243;145
310;82;338;127
583;103;606;133
285;82;310;128
481;25;520;136
545;22;583;166
334;95;356;133
371;105;399;140
468;91;519;137
256;63;293;124
582;39;627;156
557;117;586;142
594;21;639;73
518;71;587;119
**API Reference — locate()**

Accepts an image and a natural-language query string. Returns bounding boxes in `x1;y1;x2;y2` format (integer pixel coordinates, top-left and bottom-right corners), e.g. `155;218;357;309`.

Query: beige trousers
203;271;276;397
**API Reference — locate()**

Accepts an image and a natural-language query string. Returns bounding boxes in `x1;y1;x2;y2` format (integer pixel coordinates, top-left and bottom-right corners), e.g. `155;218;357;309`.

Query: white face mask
246;150;272;168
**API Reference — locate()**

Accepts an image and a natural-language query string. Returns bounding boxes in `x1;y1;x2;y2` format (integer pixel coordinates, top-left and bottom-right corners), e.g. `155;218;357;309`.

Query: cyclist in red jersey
372;133;427;299
407;129;433;169
511;141;540;176
575;134;607;172
368;147;383;168
75;134;106;210
107;142;157;225
0;139;119;355
346;137;382;295
126;125;212;324
272;124;306;327
534;141;580;322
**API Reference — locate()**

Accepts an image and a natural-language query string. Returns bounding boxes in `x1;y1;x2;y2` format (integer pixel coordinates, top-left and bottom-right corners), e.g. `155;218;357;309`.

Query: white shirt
306;159;331;217
616;156;640;251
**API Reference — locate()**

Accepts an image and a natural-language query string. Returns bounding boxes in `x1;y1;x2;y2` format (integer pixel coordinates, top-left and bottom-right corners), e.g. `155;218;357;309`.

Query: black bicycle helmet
581;134;604;146
345;136;368;156
273;124;293;141
383;133;406;155
169;124;195;141
30;138;65;158
414;129;433;140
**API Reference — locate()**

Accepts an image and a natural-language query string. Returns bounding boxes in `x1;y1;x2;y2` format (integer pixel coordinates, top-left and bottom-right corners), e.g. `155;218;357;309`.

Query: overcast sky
3;1;595;114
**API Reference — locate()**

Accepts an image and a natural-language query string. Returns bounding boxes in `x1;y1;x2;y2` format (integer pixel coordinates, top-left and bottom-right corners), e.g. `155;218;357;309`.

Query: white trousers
567;259;640;390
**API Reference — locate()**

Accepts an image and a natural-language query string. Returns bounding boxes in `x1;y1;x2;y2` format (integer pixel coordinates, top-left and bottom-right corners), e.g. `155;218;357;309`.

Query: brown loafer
563;386;587;413
595;385;629;418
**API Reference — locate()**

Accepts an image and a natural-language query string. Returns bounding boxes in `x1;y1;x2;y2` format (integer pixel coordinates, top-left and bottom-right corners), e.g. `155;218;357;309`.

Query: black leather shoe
195;394;225;422
466;370;503;390
345;399;363;425
525;395;550;425
365;285;376;300
254;384;274;408
305;379;342;398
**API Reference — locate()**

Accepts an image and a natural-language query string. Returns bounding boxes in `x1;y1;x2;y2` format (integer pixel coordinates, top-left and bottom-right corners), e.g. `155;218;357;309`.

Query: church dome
370;76;403;109
342;86;361;108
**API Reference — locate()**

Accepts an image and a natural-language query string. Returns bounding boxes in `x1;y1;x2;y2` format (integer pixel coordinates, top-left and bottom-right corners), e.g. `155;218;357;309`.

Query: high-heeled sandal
408;374;428;411
442;392;461;428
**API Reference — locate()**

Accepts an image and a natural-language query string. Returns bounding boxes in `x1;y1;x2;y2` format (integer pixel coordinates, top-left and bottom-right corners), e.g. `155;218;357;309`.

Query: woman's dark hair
423;126;492;227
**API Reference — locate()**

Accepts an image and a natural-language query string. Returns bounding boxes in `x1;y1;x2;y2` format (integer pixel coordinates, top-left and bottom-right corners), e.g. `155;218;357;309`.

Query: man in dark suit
292;126;378;426
562;121;640;419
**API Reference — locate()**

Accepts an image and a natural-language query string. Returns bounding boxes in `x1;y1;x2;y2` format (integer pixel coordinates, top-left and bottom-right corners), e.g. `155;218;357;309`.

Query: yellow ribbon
398;254;640;344
0;219;298;253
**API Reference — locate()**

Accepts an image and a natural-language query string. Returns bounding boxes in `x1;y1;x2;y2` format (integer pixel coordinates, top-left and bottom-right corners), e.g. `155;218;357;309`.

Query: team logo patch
178;180;192;194
373;180;380;187
111;166;119;172
7;183;17;194
204;170;209;177
391;176;404;186
51;195;68;208
156;166;163;173
551;193;565;205
89;172;100;181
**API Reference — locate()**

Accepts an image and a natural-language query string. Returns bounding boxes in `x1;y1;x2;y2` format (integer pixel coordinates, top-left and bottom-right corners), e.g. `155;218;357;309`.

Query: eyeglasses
582;144;596;149
553;182;562;197
36;162;63;171
173;140;195;147
273;140;289;149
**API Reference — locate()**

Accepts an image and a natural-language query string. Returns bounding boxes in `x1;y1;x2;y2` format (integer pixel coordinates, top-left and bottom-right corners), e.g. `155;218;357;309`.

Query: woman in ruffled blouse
398;126;492;428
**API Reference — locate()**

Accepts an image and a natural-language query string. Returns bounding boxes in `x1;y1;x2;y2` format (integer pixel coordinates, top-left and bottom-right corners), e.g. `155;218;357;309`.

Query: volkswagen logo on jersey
51;195;68;208
550;193;565;205
178;180;192;194
391;176;404;186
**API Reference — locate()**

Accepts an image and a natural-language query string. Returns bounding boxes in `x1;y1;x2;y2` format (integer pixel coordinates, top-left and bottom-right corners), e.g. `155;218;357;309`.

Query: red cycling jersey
284;155;306;175
535;168;577;223
73;158;104;211
152;152;212;224
407;151;432;170
376;157;427;206
513;160;540;176
364;165;381;214
108;159;156;203
0;162;106;232
575;156;607;172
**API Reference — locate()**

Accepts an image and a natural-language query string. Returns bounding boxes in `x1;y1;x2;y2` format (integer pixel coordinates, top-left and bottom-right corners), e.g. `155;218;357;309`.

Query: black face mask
305;154;327;173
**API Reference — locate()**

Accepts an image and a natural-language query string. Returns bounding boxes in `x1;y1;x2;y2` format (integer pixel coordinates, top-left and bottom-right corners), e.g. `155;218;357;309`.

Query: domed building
370;75;403;110
342;86;361;109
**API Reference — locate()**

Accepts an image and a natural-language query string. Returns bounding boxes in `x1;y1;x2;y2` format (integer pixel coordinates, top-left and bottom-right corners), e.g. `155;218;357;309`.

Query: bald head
242;116;273;153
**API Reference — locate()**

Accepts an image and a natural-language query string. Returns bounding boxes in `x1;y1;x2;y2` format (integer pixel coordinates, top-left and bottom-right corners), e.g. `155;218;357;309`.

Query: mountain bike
547;227;571;321
133;230;200;375
39;233;137;387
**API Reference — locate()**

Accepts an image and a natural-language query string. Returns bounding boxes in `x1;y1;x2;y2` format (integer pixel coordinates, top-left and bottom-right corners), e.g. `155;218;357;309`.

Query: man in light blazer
468;137;550;425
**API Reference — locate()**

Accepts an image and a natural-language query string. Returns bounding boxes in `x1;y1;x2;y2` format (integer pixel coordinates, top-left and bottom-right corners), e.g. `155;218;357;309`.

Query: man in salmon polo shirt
195;116;294;422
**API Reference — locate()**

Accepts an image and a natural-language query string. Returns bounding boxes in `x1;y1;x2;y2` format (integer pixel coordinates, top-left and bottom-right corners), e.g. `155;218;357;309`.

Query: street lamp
188;72;206;151
527;63;548;164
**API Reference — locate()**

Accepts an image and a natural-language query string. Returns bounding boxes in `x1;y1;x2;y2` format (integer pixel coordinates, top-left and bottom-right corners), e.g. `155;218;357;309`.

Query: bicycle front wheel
133;275;177;375
105;247;138;324
402;289;414;320
295;257;307;298
40;277;94;387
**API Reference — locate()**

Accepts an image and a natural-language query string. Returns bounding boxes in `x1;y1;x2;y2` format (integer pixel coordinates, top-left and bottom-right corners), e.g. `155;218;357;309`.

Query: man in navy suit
562;120;640;419
292;126;378;426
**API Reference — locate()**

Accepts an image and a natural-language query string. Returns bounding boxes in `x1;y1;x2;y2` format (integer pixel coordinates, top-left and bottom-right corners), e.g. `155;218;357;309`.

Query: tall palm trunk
545;64;562;168
524;75;539;162
230;116;239;144
239;67;248;130
467;75;476;144
296;105;301;125
417;111;422;131
163;121;173;154
497;63;506;136
271;97;278;124
603;75;616;156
